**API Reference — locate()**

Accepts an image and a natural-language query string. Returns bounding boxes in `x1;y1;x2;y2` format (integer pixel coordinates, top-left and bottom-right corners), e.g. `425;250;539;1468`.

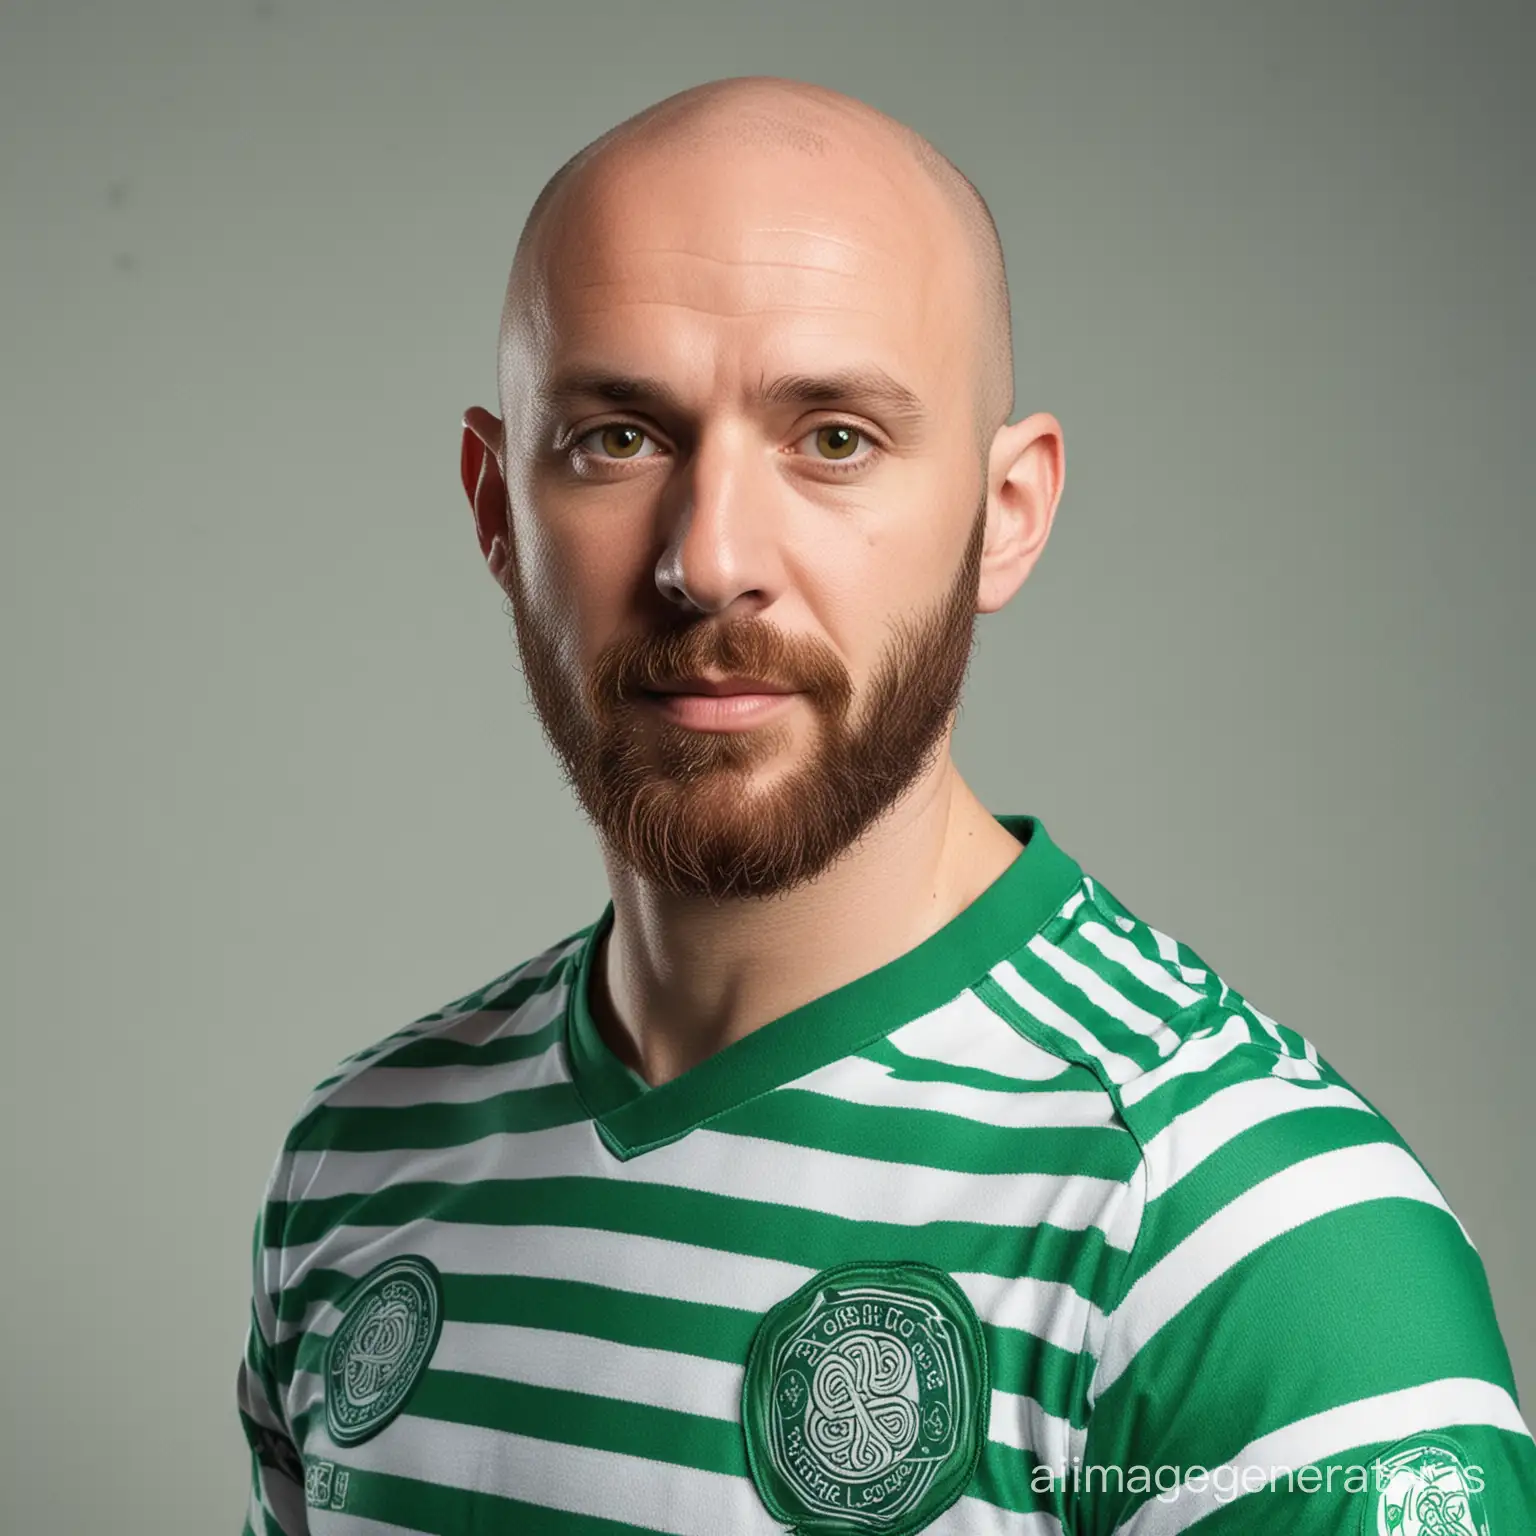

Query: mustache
593;617;851;707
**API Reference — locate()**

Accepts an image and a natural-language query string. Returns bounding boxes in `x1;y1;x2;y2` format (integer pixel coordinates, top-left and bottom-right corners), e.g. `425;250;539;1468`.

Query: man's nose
653;427;787;617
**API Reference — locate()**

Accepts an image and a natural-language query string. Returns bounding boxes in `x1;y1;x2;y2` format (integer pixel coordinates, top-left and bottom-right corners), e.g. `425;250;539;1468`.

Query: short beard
505;489;989;903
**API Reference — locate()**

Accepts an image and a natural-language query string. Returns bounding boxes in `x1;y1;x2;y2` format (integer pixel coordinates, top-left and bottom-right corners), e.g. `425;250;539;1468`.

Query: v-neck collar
562;813;1082;1159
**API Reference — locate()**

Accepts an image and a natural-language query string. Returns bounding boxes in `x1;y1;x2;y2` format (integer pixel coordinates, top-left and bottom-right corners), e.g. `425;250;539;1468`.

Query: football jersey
237;813;1536;1535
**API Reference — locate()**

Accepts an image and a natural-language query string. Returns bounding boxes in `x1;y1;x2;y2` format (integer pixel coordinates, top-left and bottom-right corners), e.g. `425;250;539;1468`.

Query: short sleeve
236;1180;310;1534
1072;1041;1536;1534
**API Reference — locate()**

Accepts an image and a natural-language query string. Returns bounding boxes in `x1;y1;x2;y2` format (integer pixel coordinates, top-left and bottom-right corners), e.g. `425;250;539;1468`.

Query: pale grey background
1;0;1530;1529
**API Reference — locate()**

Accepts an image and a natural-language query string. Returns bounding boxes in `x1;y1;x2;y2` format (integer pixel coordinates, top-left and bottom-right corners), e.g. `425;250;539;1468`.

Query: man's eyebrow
534;365;929;430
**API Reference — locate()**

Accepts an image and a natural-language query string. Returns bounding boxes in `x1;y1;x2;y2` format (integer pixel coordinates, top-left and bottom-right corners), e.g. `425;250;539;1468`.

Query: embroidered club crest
742;1260;989;1534
1365;1435;1489;1536
323;1255;443;1448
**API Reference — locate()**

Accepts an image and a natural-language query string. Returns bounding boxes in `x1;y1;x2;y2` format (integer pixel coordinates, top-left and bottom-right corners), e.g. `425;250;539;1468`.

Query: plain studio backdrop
1;0;1531;1529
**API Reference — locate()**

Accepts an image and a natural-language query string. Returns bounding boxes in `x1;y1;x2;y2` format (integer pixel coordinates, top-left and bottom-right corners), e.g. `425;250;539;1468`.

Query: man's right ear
461;406;510;580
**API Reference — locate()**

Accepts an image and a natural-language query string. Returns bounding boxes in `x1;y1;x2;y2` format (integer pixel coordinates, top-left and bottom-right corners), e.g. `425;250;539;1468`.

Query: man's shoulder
991;868;1402;1162
275;918;594;1159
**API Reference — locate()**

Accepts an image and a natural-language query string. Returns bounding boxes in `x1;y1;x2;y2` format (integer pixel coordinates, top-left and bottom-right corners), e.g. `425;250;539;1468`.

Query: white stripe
304;1322;1084;1477
253;1268;282;1358
291;1371;1071;1535
253;1152;298;1349
325;1039;570;1108
274;1221;813;1346
986;1386;1078;1477
1027;932;1185;1055
1140;1076;1377;1201
1094;1142;1464;1397
1146;925;1208;988
282;1122;1127;1241
314;1412;784;1536
408;977;571;1048
317;1518;432;1536
1114;1377;1532;1535
927;1495;1065;1534
787;1052;1118;1130
888;992;1073;1081
431;1320;740;1420
1245;1002;1288;1053
988;961;1146;1085
1077;1161;1147;1442
1270;1052;1323;1082
274;1326;1532;1533
276;1224;1113;1372
1066;923;1204;1013
257;1458;310;1533
237;1354;289;1437
247;1482;278;1535
309;934;582;1090
953;1271;1106;1351
1118;1013;1252;1108
481;931;587;992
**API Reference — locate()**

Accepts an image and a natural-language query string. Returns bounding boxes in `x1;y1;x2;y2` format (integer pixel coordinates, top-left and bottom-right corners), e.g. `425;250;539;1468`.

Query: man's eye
576;423;657;461
798;423;878;471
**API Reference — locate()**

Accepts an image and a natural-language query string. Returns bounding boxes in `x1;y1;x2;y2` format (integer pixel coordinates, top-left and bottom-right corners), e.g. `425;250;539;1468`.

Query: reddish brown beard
503;489;988;903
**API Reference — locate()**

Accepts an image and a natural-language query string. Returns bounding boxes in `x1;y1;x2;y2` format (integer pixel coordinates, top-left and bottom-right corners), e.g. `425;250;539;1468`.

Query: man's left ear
976;412;1064;615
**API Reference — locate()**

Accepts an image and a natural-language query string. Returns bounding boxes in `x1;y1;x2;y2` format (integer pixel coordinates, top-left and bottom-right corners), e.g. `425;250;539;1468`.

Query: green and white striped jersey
237;813;1536;1535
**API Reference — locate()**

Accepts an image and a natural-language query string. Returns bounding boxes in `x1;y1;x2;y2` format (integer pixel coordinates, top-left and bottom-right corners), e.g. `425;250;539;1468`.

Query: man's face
498;127;993;903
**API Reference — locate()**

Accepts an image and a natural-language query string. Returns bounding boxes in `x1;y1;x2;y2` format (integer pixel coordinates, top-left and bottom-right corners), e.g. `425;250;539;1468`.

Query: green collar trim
563;813;1081;1159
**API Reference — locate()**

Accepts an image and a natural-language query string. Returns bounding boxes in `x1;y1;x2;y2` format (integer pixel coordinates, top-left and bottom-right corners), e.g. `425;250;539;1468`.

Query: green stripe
970;1436;1062;1517
973;971;1161;1078
862;1033;1094;1097
426;944;583;1020
314;1462;674;1534
1072;882;1219;989
380;1016;564;1070
291;953;580;1123
274;1268;1093;1429
1089;1199;1516;1478
293;1370;745;1479
451;1273;757;1360
1126;1030;1357;1138
1014;921;1195;1034
270;1176;1124;1309
286;1081;587;1152
718;1088;1139;1179
1129;1104;1406;1270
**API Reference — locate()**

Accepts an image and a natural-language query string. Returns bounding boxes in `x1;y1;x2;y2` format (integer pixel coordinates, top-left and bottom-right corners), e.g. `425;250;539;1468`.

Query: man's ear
976;411;1064;616
461;406;510;582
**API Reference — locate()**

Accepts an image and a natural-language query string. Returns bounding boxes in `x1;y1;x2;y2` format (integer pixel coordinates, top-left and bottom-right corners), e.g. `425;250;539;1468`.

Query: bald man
237;76;1535;1536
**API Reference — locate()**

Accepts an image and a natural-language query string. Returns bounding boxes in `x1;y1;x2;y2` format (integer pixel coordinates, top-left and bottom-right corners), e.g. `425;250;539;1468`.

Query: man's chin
585;767;856;901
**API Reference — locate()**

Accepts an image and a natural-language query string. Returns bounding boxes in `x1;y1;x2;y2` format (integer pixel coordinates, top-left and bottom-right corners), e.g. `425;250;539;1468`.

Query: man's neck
589;763;1023;1088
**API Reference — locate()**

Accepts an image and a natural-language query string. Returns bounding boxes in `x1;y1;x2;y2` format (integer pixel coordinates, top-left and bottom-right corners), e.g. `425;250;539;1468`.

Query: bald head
500;76;1014;453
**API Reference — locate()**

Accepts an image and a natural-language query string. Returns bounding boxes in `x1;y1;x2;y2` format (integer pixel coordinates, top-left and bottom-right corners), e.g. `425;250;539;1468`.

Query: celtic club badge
1365;1435;1489;1536
742;1261;989;1534
323;1255;444;1448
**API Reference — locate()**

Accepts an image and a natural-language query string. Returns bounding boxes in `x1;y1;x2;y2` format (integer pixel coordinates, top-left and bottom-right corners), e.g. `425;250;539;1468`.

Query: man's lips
643;677;796;697
639;686;800;732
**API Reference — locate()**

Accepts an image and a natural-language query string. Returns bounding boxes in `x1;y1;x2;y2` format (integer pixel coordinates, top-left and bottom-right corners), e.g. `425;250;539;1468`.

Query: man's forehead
544;167;938;295
524;122;960;305
511;205;957;387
